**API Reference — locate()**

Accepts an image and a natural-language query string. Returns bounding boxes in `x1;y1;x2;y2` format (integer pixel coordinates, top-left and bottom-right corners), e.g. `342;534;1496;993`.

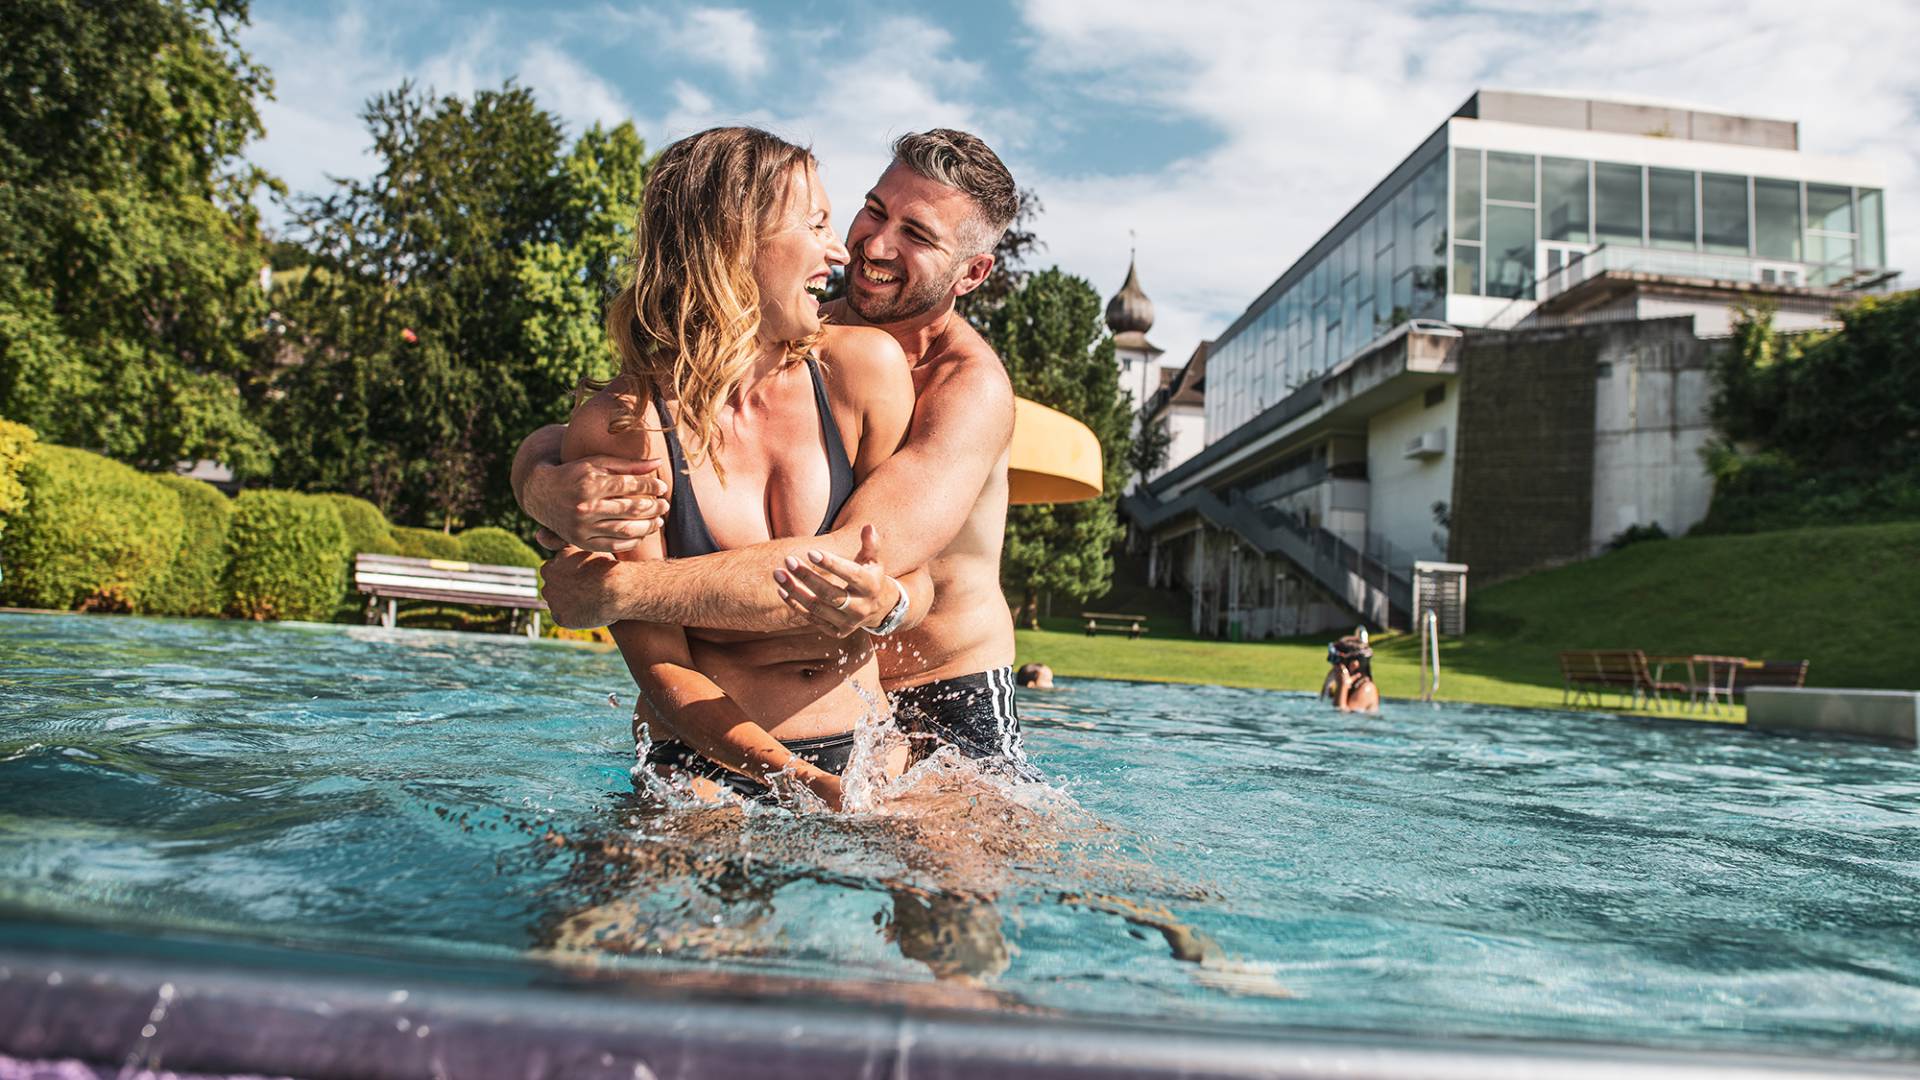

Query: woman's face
755;163;849;344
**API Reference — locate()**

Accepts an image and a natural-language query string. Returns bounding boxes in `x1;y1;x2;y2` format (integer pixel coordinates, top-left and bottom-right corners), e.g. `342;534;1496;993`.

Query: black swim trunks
888;667;1039;779
641;729;855;802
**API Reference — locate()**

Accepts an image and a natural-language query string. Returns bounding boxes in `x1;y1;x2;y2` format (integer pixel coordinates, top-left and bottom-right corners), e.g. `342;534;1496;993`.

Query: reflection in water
524;707;1245;991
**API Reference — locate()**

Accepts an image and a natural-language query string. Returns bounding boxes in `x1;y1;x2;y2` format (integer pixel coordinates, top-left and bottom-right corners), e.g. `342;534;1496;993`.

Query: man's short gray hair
890;129;1019;256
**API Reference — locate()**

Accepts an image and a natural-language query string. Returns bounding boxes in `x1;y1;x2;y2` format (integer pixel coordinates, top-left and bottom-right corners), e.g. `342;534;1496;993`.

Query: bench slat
355;553;538;578
356;584;547;610
355;572;539;599
353;563;539;586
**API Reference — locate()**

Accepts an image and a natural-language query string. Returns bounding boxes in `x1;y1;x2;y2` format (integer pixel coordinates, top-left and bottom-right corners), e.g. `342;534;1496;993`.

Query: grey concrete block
1747;687;1919;746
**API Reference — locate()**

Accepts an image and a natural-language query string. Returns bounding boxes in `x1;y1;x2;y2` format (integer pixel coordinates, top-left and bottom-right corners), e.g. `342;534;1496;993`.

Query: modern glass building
1202;90;1891;444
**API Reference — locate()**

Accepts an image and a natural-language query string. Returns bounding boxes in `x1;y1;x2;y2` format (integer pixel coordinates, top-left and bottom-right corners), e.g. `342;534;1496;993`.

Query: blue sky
242;0;1919;366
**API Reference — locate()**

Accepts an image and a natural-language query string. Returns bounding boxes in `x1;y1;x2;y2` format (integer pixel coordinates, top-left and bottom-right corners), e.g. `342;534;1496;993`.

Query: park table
1648;654;1749;715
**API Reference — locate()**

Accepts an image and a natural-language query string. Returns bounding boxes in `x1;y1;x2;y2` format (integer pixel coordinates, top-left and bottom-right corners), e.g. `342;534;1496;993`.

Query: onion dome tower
1105;246;1164;409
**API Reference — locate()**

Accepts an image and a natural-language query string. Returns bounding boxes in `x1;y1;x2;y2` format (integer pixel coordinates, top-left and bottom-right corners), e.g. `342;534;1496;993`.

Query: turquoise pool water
3;613;1918;1062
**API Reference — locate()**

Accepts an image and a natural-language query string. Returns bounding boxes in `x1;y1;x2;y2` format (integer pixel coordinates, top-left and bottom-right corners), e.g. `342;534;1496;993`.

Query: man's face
845;162;990;325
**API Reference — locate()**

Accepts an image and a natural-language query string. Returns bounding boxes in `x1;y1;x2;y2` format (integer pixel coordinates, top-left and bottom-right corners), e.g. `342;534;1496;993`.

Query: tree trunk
1017;586;1040;630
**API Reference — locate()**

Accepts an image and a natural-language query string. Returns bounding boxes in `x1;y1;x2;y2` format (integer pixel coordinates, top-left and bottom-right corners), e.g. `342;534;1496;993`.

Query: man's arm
542;347;1013;632
512;423;669;552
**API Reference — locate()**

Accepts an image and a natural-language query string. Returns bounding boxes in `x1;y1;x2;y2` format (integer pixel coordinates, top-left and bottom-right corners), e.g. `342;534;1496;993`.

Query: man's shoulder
920;319;1010;401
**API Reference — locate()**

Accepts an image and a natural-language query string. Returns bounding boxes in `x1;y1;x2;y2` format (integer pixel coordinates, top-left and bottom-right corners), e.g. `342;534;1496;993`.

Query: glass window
1808;233;1854;285
1374;248;1392;325
1454;149;1482;242
1485;205;1535;299
1487;152;1535;204
1860;189;1884;269
1452;244;1482;296
1648;168;1696;251
1358;218;1374;269
1541;157;1589;242
1414;156;1440;222
1754;178;1801;261
1393;186;1413;278
1595;162;1643;246
1806;184;1852;233
1701;173;1749;256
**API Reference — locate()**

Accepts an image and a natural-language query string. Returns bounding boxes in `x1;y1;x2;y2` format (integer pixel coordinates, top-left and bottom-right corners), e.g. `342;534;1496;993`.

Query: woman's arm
564;390;843;809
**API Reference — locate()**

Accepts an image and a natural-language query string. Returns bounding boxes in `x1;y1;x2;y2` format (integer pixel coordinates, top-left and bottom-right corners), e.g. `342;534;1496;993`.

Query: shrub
0;420;36;543
456;526;542;569
149;474;234;617
319;494;401;557
390;525;462;561
1605;522;1668;552
0;444;183;611
224;491;348;621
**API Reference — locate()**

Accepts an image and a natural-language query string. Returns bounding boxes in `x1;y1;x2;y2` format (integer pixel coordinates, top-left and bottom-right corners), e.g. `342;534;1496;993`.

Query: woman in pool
563;127;918;810
1323;635;1380;713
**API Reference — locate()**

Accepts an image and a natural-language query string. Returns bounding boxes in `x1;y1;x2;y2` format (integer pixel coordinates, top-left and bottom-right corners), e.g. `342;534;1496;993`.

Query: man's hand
774;525;896;638
539;547;635;629
525;455;669;553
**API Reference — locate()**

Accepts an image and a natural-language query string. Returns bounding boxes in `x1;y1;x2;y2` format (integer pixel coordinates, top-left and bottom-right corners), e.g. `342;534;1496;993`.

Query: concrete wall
1590;321;1718;548
1366;379;1459;565
1448;327;1601;584
1153;403;1206;480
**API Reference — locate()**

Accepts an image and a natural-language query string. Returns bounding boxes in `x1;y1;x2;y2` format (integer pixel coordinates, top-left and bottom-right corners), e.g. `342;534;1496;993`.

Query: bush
456;526;541;568
0;420;36;542
224;491;348;621
1605;522;1668;552
319;494;401;557
390;525;462;560
0;444;183;611
148;474;234;617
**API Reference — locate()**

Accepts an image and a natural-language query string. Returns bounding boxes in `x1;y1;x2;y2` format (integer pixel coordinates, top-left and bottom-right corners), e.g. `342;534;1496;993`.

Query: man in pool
513;129;1036;776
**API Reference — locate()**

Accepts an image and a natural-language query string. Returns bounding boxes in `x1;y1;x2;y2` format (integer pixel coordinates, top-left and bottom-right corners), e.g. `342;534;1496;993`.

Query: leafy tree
0;0;277;475
1127;413;1172;488
516;121;651;390
267;84;646;531
988;267;1133;628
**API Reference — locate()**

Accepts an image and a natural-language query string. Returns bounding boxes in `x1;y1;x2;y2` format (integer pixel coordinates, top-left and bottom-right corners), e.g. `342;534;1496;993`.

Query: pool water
3;613;1918;1062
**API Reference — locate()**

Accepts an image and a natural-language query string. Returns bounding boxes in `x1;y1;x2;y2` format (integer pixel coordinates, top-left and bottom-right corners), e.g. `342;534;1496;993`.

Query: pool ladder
1417;609;1440;704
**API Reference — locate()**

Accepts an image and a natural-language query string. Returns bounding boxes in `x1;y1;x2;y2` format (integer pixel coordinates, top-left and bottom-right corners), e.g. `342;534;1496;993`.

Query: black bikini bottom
641;729;856;802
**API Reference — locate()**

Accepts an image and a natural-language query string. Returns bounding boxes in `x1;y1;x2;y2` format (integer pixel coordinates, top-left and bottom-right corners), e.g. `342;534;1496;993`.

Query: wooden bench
1729;659;1810;700
354;553;547;637
1082;611;1149;639
1558;649;1688;711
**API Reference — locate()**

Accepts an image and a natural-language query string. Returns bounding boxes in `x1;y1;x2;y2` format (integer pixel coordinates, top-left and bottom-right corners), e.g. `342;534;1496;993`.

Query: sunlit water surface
3;614;1918;1060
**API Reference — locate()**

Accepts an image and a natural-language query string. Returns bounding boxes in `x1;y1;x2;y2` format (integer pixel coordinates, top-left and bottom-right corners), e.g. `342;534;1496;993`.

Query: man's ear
950;253;995;299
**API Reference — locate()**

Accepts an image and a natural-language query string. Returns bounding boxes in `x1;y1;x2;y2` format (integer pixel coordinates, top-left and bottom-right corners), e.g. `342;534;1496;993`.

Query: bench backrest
1733;659;1810;693
1081;612;1148;621
353;552;542;606
1558;649;1651;683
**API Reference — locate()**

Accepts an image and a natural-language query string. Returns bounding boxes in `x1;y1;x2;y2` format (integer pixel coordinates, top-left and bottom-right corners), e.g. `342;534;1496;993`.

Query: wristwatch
863;576;911;637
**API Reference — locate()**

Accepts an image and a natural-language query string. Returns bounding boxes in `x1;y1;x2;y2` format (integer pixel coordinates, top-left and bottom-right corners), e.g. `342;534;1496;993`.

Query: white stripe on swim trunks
993;666;1017;760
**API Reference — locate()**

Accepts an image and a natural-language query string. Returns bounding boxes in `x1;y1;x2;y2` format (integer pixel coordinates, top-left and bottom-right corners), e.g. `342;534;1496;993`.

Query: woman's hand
773;525;897;638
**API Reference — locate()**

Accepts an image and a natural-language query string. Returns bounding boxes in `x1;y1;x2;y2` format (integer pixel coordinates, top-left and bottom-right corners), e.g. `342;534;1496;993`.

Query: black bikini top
653;357;855;559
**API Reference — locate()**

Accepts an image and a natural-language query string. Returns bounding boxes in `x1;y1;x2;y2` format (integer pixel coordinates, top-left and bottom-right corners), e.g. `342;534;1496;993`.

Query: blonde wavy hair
600;126;821;472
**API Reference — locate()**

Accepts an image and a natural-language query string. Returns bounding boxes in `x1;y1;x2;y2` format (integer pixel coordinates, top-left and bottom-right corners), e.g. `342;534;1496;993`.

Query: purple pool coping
3;946;1915;1080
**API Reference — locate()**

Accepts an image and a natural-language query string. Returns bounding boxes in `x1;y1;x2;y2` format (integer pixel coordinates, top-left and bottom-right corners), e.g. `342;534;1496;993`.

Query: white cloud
241;4;637;227
645;6;769;83
1011;0;1920;368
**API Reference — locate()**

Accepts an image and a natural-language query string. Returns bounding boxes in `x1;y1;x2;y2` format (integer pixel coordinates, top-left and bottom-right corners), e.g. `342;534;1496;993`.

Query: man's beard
849;257;958;325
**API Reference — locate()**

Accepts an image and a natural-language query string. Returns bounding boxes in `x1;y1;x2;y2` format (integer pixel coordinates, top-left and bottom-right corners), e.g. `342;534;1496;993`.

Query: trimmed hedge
320;494;402;557
390;525;462;561
224;491;348;621
0;444;183;611
149;474;234;617
0;420;36;543
456;526;541;569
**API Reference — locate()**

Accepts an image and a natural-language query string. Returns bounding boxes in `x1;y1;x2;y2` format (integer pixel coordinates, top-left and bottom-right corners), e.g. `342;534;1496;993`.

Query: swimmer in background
1014;662;1056;690
1323;635;1380;713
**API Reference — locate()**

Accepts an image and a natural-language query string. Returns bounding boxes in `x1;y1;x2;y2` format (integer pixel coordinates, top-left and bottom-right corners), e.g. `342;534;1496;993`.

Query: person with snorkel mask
1321;631;1380;713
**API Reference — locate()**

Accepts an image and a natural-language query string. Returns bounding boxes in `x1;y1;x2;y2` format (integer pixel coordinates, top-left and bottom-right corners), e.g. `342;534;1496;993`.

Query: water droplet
140;1024;156;1038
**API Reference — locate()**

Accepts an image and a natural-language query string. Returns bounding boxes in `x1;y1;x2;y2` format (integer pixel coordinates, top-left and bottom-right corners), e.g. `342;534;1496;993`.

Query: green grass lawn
1017;520;1920;720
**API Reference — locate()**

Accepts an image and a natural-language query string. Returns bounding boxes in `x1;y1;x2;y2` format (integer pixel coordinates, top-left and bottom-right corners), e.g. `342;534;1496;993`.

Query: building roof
1456;89;1798;150
1144;339;1207;420
1105;256;1155;335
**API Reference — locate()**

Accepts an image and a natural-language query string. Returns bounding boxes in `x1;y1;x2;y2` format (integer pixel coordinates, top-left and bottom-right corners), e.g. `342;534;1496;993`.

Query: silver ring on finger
833;594;851;611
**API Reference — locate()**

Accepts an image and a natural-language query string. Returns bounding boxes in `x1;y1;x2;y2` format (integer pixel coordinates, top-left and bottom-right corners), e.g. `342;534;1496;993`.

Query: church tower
1105;251;1164;410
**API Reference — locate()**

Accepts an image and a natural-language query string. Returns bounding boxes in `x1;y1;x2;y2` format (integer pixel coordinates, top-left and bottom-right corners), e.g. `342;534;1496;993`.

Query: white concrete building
1124;89;1897;638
